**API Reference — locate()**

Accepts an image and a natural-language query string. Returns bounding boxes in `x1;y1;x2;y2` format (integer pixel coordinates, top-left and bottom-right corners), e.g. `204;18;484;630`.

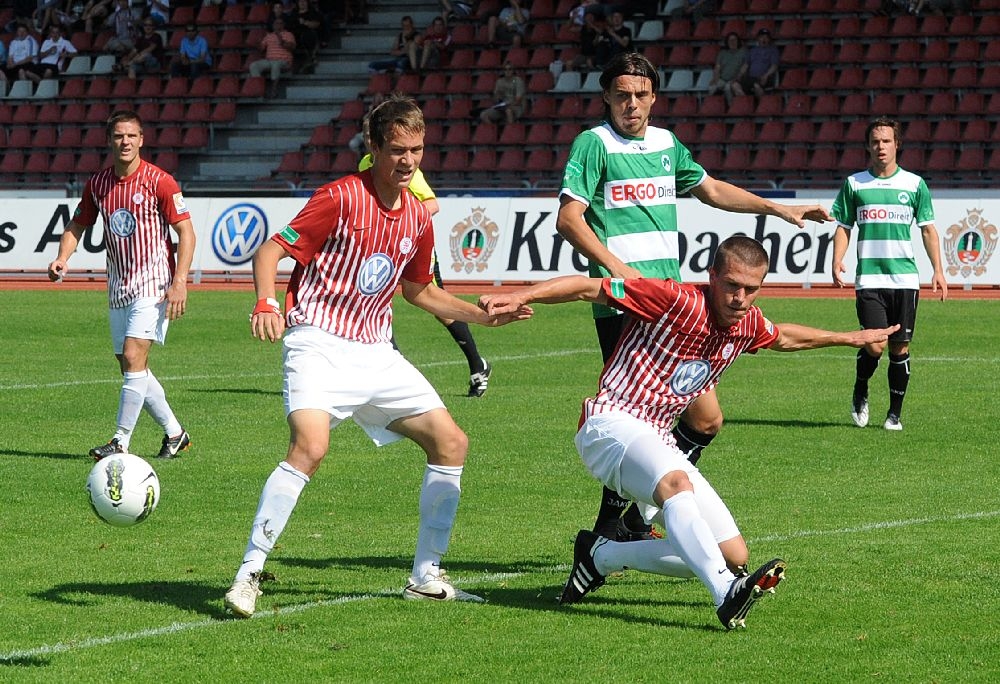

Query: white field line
0;349;989;392
2;512;998;663
0;349;598;391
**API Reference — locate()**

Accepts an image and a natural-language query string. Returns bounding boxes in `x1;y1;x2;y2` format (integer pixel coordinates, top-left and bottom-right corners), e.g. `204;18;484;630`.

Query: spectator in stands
249;15;296;98
486;0;529;49
479;61;525;125
738;27;779;98
565;0;598;33
414;15;451;71
267;1;292;31
707;31;746;105
119;16;164;79
81;0;114;34
8;0;36;34
367;15;417;73
33;0;63;33
4;23;39;82
0;35;8;87
103;0;138;56
170;22;212;79
26;23;77;82
439;0;474;22
594;10;633;68
289;0;322;73
571;8;605;72
669;0;719;23
147;0;169;26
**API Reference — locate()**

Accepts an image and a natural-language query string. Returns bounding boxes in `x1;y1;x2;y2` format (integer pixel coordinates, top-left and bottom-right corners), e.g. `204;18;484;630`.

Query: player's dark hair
713;236;769;273
599;52;660;93
366;93;424;151
865;116;901;148
106;110;143;139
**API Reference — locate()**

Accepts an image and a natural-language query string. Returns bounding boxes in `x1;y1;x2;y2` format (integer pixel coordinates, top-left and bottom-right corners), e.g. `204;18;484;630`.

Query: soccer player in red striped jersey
48;110;196;462
224;95;531;618
481;236;897;629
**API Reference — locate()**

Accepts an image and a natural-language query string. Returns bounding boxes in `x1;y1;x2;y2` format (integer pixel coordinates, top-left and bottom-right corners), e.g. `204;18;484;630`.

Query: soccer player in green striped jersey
557;52;832;541
831;116;948;432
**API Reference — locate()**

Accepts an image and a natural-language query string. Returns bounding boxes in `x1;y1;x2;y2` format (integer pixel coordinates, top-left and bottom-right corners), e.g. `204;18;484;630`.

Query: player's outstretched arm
479;275;606;316
692;177;832;228
250;239;290;343
402;279;532;327
768;323;900;352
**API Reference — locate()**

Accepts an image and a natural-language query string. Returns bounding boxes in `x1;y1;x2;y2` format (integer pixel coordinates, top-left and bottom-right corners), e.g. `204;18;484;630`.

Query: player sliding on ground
481;236;898;629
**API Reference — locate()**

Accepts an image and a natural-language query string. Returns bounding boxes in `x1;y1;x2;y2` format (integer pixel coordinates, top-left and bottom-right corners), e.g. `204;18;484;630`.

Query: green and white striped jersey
560;122;706;317
831;167;935;290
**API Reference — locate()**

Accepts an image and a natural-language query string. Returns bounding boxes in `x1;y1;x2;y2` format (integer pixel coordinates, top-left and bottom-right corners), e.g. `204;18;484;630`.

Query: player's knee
432;427;468;467
682;410;723;436
654;469;693;503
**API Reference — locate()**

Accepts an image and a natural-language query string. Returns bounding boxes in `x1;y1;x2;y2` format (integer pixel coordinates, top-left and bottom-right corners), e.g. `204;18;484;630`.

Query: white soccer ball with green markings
86;454;160;527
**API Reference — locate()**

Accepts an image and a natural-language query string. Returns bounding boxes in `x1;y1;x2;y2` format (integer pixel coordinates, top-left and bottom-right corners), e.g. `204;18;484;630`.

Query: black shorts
855;288;918;343
595;314;625;363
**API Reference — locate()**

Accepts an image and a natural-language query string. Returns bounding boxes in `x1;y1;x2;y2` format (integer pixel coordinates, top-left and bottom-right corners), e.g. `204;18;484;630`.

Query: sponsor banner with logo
1;198;997;286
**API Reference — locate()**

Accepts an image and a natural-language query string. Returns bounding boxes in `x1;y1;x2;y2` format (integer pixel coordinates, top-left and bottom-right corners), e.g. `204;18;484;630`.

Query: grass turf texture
1;289;997;682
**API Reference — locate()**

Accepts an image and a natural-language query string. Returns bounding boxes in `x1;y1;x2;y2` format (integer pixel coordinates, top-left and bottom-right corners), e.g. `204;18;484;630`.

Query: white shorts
282;325;445;446
575;410;740;543
109;297;168;354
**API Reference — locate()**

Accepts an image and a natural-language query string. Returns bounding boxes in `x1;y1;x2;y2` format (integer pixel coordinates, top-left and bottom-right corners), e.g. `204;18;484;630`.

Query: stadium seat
527;21;556;45
811;146;838;173
214;75;240;97
276;150;304;175
469;148;497;173
844;119;868;143
61;102;87;123
82;126;106;148
527;47;556;70
811;94;840;117
957;92;984;116
113;78;139;98
753;146;782;172
921;40;949;64
25;153;50;179
839;148;866;173
919;14;948;36
719;147;751;175
556;95;583;119
962;120;989;144
473;73;497;95
221;3;246;23
8;127;31;147
211;102;237;123
447;122;471;144
835;67;863;91
420;149;440;173
934;120;961;142
753;94;782;118
698;95;726;118
891;67;920;89
926;92;955;116
784;94;811;117
136;102;160;122
76;151;103;174
246;3;271;23
550;71;582;92
162;77;189;98
525;122;552;145
476;49;503;70
778;68;807;90
786;120;815;144
951;40;979;63
86;78;112;99
893;41;921;63
755;120;784;144
157;126;183;147
815;120;844;144
871;93;897;116
898;93;926;116
421;98;448;120
527;71;555;93
729;121;756;144
33;127;57;147
864;43;891;65
472;122;498;145
196;4;220;25
980;68;1000;90
50;152;77;176
171;5;195;26
497;149;525;173
59;79;86;99
903;120;932;143
6;80;33;99
948;66;977;89
0;151;25;175
807;68;835;90
441;149;470;174
216;52;244;73
804;17;833;40
12;104;38;124
304;150;331;176
90;54;117;75
924;148;955;173
837;42;864;64
37;102;61;124
186;101;212;123
395;73;420;94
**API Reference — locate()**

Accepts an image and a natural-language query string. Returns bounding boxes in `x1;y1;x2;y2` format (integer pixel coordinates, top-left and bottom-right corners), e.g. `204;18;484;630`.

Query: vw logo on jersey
212;203;269;265
357;253;395;295
897;191;911;205
108;208;137;237
669;360;712;396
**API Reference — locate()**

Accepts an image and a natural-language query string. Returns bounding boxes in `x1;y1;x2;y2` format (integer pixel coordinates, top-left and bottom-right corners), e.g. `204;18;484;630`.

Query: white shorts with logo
109;297;169;354
575;410;740;543
282;324;445;446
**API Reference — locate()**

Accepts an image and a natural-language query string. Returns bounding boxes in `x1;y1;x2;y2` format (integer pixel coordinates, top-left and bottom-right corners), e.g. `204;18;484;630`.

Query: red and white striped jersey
73;160;189;308
582;278;780;443
275;170;434;344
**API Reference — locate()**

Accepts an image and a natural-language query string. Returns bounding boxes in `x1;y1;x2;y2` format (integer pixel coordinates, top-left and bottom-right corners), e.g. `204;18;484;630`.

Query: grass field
1;289;998;682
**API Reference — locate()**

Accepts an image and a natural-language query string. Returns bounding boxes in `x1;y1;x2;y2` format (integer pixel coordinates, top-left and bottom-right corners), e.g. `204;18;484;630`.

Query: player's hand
832;259;848;288
479;293;531;318
610;264;643;280
784;203;832;228
250;297;285;342
850;324;899;347
47;259;67;282
932;272;949;301
163;281;188;320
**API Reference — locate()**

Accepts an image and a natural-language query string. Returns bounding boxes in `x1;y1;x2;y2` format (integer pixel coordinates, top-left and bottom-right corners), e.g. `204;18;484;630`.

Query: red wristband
252;297;281;317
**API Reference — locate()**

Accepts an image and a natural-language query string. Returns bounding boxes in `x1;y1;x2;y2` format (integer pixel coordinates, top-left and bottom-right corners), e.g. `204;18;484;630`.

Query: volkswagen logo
212;203;268;265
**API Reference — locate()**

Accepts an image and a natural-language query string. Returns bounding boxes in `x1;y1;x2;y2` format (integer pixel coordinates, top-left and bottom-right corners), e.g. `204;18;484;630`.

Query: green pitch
1;290;997;682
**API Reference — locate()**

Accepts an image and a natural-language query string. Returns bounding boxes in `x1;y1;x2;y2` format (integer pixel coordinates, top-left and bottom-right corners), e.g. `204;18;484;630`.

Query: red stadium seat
524;122;553;145
221;3;246;23
834;67;863;90
469;147;497;173
871;93;897;116
395;73;420;94
0;151;25;175
844;120;868;144
903;120;932;143
182;126;209;148
211;102;236;123
216;52;244;73
891;67;920;89
893;41;921;63
304;150;331;175
753;147;782;172
841;93;869;117
924;148;955;173
839;148;866;173
757;121;785;144
33;127;57;147
729;121;756;144
926;92;955;116
82;126;106;148
241;77;266;98
837;42;864;63
934;120;961;142
276;151;304;175
476;49;502;70
157;126;183;147
786;120;815;144
471;122;498;145
555;123;582;145
811;95;840;117
754;94;782;117
957;92;984;116
446;121;470;144
50;152;77;175
898;93;926;116
497;149;525;173
556;96;582;120
8;127;31;147
136;102;160;122
441;149;470;174
951;40;979;63
196;4;220;25
76;151;103;174
811;146;838;173
112;78;138;98
247;3;271;23
186;101;211;122
57;127;82;148
815;120;844;144
214;75;240;97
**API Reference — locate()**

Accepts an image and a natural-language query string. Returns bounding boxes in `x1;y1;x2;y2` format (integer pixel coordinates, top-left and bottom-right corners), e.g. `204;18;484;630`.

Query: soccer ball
86;454;160;527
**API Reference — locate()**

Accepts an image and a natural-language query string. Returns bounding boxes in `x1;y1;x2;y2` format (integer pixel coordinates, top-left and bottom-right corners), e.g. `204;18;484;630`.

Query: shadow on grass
276;554;556;576
723;417;844;428
31;580;231;619
0;449;83;460
189;387;280;397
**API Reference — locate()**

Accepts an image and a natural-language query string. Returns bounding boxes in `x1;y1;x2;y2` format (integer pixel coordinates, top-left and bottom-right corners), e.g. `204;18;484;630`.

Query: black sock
887;352;910;418
673;421;716;466
445;321;484;373
390;334;399;352
593;486;629;534
621;502;650;533
855;349;880;399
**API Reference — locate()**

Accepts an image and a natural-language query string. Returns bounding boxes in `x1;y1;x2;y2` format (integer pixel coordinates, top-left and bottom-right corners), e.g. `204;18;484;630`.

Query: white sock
236;461;310;582
143;370;182;437
412;464;462;581
594;538;696;579
662;490;735;606
114;370;149;449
